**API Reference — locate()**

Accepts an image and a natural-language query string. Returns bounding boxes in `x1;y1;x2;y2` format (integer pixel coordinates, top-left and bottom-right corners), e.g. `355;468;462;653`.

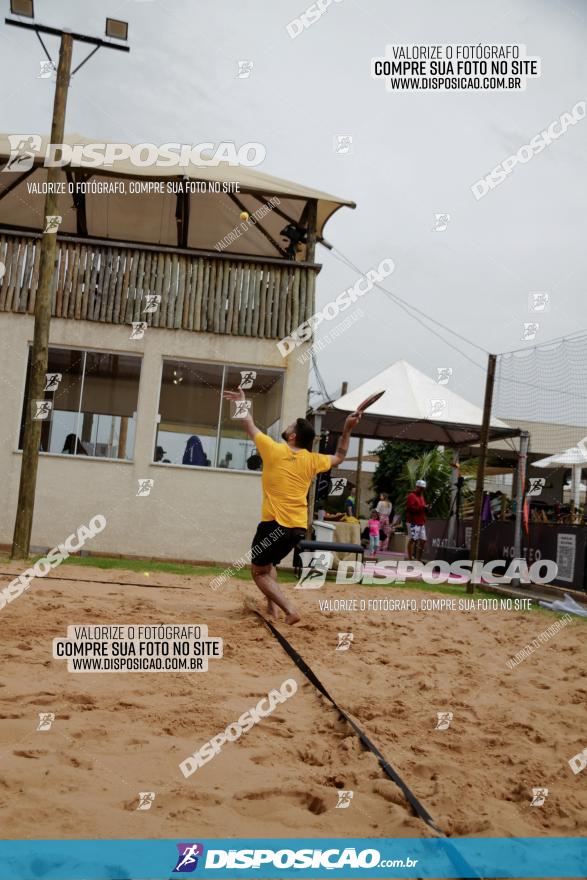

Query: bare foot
285;611;301;625
266;599;280;620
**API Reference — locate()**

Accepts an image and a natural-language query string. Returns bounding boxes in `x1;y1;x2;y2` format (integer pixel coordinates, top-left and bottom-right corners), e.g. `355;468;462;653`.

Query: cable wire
330;247;489;365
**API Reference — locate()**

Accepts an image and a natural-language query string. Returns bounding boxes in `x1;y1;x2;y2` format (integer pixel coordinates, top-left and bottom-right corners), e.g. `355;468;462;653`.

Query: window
156;360;284;469
217;366;283;470
156;361;222;467
19;347;141;460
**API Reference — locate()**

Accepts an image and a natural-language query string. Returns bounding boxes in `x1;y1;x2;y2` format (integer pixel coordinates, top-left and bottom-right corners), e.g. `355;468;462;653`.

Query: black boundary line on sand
0;571;191;590
255;612;484;880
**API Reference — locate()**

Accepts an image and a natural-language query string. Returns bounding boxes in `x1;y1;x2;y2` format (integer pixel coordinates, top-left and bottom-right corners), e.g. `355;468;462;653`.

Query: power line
328;245;587;364
316;244;587;407
310;350;334;404
330;247;488;366
499;327;587;356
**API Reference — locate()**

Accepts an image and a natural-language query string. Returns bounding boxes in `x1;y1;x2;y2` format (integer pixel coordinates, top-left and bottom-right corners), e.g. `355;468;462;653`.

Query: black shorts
251;520;305;567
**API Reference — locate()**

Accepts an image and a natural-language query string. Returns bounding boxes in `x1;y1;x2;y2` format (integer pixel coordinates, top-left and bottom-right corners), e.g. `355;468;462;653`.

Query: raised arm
329;411;362;467
223;387;260;442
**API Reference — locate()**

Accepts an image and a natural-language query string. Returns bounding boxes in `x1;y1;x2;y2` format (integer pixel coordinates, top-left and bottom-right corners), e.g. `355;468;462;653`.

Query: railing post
0;236;320;341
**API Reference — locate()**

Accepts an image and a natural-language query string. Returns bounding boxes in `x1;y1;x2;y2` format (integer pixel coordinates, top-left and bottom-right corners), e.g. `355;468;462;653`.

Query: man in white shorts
406;479;427;561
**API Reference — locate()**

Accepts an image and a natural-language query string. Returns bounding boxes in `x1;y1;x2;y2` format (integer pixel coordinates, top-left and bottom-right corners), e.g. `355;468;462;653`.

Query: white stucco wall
0;314;310;564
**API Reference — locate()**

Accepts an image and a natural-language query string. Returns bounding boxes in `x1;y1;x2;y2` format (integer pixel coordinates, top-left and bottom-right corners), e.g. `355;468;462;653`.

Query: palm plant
395;447;473;520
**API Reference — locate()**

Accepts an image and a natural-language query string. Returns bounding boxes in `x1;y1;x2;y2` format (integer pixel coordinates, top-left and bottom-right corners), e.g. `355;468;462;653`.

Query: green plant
372;440;435;509
395;447;472;519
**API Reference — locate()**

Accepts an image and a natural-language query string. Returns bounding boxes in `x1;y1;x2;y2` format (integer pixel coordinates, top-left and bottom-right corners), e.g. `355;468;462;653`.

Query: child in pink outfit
368;510;380;555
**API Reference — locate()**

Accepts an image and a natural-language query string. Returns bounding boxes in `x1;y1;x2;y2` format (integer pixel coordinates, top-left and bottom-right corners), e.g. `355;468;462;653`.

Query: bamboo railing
0;231;318;339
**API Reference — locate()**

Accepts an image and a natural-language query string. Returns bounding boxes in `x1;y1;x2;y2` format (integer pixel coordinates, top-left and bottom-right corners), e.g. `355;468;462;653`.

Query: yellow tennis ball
143;571;150;577
239;211;250;222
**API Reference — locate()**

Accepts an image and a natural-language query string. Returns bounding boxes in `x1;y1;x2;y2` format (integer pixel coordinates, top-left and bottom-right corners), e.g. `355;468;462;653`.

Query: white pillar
571;464;582;508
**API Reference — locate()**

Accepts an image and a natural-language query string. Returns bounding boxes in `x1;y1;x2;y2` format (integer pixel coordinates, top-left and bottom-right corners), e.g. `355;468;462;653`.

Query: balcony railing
0;230;318;339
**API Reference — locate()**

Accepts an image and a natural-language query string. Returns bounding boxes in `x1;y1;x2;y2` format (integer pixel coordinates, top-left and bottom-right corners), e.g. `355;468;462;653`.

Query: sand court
0;562;585;841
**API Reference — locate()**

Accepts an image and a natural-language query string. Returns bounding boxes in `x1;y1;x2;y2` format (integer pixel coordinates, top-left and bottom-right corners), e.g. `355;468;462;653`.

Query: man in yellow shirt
224;386;361;624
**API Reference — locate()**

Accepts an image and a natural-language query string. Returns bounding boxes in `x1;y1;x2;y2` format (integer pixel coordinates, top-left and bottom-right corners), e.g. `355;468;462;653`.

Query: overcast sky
1;0;586;413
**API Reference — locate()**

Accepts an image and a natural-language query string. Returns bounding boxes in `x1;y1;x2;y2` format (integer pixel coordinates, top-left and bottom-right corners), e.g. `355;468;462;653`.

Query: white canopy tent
533;444;587;506
313;360;521;548
318;360;519;446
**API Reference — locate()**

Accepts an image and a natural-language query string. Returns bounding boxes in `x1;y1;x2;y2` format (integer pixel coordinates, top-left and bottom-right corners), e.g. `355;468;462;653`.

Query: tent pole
512;431;530;585
468;353;497;594
572;464;582;512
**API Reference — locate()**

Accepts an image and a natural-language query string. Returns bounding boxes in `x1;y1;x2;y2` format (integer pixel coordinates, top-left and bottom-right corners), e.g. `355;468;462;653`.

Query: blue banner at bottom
1;838;587;879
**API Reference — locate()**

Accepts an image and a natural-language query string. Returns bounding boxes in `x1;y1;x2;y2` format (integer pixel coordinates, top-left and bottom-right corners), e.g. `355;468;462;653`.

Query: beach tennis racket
356;390;385;412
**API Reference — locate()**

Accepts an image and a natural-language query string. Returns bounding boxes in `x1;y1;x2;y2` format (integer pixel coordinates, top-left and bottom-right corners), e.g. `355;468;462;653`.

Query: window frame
17;342;143;463
155;356;285;473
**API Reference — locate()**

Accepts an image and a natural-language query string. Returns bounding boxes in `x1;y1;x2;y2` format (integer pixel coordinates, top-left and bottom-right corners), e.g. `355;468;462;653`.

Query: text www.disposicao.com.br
70;657;201;671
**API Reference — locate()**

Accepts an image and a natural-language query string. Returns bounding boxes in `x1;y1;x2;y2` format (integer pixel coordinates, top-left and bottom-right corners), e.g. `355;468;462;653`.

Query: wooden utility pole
468;353;497;594
11;33;73;559
8;16;129;559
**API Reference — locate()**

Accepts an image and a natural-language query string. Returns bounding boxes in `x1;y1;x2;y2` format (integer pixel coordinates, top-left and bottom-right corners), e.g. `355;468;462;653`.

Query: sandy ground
0;561;586;844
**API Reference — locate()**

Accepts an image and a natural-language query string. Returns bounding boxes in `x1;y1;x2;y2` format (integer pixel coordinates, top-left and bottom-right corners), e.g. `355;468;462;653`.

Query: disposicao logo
173;842;204;872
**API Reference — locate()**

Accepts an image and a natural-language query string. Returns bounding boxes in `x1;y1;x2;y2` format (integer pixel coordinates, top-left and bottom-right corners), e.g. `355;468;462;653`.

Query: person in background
345;493;356;517
406;479;427;561
376;492;393;551
481;490;493;525
183;435;209;466
154;445;170;463
62;433;88;455
368;509;380;556
360;524;370;549
246;452;262;471
490;491;503;520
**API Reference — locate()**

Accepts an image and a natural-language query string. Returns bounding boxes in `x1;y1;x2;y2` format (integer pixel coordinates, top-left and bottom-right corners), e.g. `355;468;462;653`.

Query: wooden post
306;412;322;537
468;353;497;594
447;448;460;547
228;193;287;258
305;199;318;265
355;437;364;519
11;32;73;559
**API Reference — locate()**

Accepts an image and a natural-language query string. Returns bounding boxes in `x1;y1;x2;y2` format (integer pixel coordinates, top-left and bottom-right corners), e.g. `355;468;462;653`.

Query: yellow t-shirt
255;432;332;529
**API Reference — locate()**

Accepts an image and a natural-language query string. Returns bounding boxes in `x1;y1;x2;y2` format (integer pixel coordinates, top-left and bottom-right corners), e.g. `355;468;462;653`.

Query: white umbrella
533;442;587;506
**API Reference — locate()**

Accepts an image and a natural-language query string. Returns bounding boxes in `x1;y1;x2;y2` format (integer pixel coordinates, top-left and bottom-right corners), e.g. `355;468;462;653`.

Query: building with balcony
0;134;354;562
